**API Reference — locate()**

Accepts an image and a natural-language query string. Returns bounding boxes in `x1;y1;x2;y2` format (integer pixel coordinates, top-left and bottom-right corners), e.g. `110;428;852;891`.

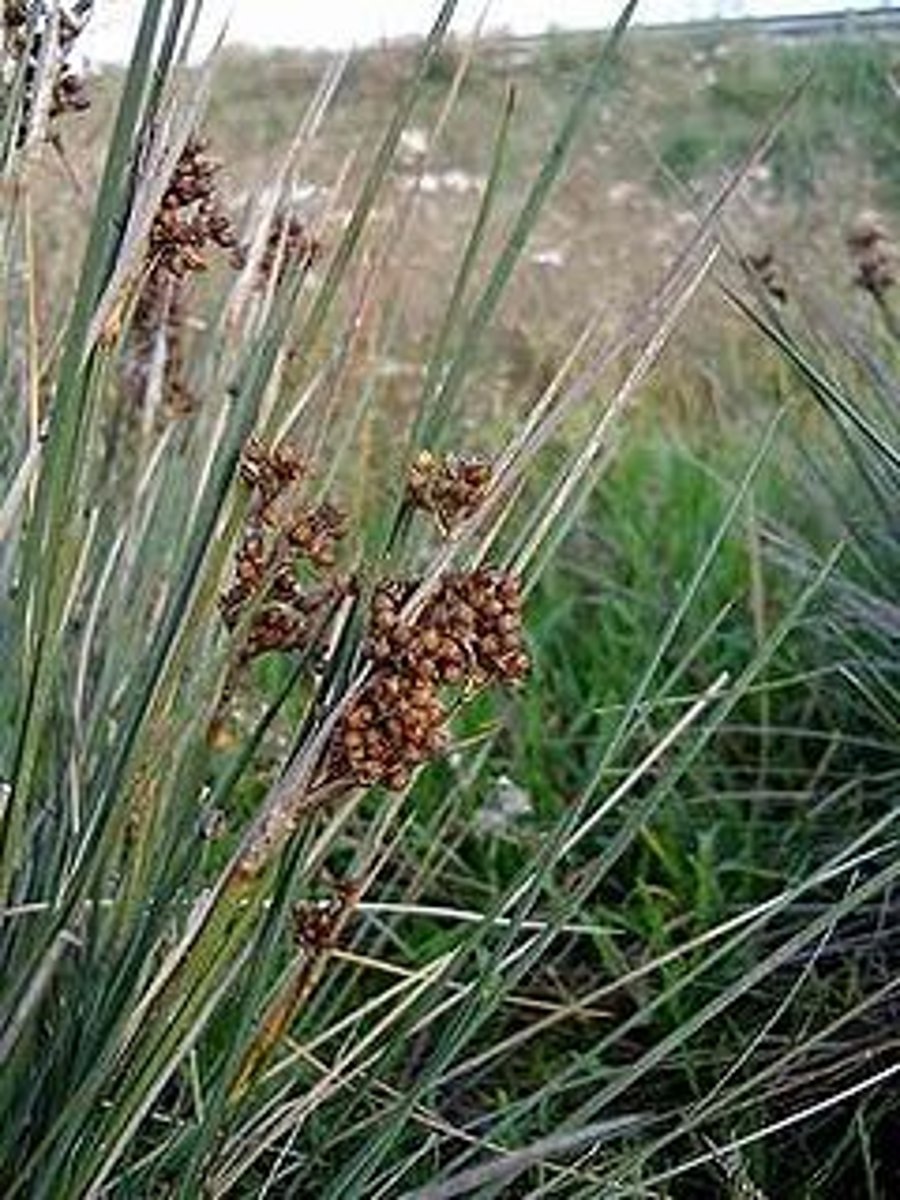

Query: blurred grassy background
39;25;900;397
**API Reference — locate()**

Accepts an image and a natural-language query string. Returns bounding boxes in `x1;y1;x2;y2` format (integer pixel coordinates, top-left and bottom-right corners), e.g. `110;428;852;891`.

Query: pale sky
81;0;874;61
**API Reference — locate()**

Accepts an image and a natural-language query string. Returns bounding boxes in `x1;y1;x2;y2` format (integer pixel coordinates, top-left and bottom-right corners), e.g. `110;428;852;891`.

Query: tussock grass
1;4;898;1197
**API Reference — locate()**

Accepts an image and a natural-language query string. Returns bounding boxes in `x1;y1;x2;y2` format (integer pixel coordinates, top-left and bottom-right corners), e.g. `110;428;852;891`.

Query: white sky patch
82;0;877;62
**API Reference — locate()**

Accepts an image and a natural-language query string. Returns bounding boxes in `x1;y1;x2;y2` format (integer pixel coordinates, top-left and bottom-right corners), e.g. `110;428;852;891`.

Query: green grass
656;34;900;201
392;421;900;1195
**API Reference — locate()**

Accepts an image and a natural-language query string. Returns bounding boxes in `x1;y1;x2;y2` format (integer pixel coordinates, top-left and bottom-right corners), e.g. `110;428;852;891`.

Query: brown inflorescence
219;438;349;667
49;60;90;120
240;436;307;504
329;568;528;791
368;570;529;687
241;436;349;572
129;135;244;417
335;671;449;793
218;530;339;663
406;450;493;533
292;878;360;954
3;1;92;141
147;136;243;278
50;4;91;119
847;212;896;303
743;248;787;305
256;213;321;292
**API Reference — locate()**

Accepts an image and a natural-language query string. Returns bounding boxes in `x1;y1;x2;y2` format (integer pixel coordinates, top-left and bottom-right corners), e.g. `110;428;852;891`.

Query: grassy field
2;6;900;1197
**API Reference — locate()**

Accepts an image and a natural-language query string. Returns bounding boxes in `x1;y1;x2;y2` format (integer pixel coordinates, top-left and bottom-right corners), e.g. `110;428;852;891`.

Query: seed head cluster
240;436;307;505
743;248;787;305
368;570;529;687
329;569;528;791
292;879;360;954
257;213;321;292
148;136;243;278
219;531;339;662
4;1;92;141
848;212;896;302
240;437;348;571
219;438;348;665
130;136;243;416
334;671;449;793
49;4;91;120
406;450;493;532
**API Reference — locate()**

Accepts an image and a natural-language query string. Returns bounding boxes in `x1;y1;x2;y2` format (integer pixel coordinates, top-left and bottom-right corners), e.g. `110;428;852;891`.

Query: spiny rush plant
2;3;899;1197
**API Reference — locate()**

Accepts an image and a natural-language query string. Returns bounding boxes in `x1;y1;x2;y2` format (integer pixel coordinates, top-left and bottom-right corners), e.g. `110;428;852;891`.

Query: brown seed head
743;248;787;304
219;439;349;667
325;566;527;791
406;450;493;532
847;211;896;301
257;213;322;291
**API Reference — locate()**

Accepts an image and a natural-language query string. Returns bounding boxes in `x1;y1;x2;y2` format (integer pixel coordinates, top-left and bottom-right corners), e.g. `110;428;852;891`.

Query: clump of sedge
848;211;896;303
129;135;244;417
329;569;528;791
406;450;493;533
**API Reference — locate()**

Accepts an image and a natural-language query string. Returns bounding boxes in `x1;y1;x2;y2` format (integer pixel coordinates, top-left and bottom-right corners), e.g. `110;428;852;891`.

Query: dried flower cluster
240;437;348;570
3;1;92;141
334;670;448;792
240;436;307;504
148;136;243;277
848;212;896;302
219;532;338;662
219;438;348;665
48;7;90;121
406;450;493;532
257;213;320;292
129;136;243;416
743;248;787;305
329;569;528;791
368;571;528;687
292;878;360;954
